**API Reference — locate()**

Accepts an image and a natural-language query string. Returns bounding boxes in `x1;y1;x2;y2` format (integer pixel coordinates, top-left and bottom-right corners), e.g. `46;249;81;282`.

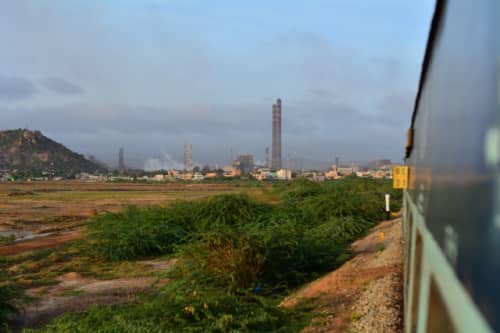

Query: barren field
0;181;268;255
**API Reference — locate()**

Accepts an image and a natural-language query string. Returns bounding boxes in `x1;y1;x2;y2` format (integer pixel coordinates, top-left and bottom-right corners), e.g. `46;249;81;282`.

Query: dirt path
282;218;403;333
11;259;176;330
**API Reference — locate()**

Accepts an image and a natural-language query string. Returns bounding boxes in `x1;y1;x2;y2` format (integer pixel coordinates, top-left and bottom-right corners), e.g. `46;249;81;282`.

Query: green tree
201;165;211;175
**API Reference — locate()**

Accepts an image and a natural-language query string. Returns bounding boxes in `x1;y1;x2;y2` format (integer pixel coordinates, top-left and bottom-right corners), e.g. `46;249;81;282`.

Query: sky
0;0;435;169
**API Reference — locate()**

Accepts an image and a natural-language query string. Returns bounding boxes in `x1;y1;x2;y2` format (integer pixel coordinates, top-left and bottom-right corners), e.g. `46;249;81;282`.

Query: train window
427;278;455;333
410;230;422;332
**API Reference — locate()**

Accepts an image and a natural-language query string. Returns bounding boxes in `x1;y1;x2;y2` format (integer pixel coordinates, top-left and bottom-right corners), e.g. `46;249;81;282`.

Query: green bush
179;230;265;290
87;203;198;261
195;194;273;230
259;219;347;289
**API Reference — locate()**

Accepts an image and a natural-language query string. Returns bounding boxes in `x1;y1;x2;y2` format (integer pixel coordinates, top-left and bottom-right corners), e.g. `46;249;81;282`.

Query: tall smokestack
189;144;193;171
183;143;187;172
272;98;282;170
118;147;125;173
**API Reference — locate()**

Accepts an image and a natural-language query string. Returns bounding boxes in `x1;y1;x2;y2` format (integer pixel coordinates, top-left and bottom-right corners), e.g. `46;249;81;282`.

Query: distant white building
192;173;204;181
110;176;133;181
0;174;12;182
299;171;325;182
325;165;341;180
337;163;359;176
77;173;109;182
152;174;165;181
255;168;274;181
277;169;292;180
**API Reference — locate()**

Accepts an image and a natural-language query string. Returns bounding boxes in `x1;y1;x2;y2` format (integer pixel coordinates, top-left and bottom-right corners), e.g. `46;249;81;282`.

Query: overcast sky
0;0;434;169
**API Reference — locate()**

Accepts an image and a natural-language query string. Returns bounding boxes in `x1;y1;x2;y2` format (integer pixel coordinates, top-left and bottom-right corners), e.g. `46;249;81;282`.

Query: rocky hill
0;129;107;177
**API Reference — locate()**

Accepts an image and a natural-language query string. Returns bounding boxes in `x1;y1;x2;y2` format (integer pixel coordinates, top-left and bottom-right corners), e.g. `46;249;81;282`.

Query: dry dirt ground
282;218;403;333
11;259;177;330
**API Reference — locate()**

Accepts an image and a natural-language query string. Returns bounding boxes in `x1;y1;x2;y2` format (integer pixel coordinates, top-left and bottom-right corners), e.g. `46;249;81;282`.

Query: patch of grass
0;242;159;293
7;190;37;197
351;312;362;321
25;286;308;333
35;205;52;209
0;234;16;244
60;289;84;297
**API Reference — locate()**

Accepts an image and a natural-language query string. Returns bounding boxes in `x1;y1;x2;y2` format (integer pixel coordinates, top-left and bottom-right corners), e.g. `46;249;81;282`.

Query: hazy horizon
0;1;435;169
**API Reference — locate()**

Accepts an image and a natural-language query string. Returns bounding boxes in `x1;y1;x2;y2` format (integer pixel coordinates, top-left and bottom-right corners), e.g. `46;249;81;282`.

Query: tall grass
86;202;198;260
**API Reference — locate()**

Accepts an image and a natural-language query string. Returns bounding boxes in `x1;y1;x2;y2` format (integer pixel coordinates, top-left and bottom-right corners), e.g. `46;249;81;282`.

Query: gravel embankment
349;272;403;333
282;218;404;333
348;218;404;333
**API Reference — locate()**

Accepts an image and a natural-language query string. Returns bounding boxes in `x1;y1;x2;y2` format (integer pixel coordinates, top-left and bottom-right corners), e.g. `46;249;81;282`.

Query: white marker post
385;193;390;220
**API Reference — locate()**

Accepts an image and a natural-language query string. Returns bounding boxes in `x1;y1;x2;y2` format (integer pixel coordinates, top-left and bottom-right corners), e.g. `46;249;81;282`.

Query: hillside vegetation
0;129;106;178
22;178;401;333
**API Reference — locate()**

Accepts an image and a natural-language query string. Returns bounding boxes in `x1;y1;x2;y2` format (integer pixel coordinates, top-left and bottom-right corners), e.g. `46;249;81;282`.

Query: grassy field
0;181;272;233
0;178;401;332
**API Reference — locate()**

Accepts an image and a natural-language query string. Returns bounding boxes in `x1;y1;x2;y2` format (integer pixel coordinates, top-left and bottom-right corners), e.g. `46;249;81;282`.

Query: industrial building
236;154;254;174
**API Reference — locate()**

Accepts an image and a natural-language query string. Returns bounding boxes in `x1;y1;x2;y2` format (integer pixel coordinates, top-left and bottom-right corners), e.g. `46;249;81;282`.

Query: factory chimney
118;148;126;173
272;98;282;170
189;144;193;171
183;143;187;172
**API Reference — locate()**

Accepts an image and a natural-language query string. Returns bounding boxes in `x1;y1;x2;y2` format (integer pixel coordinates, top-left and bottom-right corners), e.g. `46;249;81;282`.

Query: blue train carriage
396;1;499;332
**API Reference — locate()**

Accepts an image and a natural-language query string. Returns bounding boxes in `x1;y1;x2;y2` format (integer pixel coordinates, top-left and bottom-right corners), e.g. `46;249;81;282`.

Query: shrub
195;194;273;230
87;203;198;261
259;220;346;289
180;230;265;290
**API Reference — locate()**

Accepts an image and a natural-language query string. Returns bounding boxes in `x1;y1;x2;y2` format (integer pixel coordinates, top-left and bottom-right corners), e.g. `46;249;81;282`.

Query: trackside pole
385;193;390;220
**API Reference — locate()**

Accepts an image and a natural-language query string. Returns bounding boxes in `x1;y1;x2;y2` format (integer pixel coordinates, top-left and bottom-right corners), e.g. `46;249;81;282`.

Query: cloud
0;1;431;165
41;77;84;94
0;76;37;101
